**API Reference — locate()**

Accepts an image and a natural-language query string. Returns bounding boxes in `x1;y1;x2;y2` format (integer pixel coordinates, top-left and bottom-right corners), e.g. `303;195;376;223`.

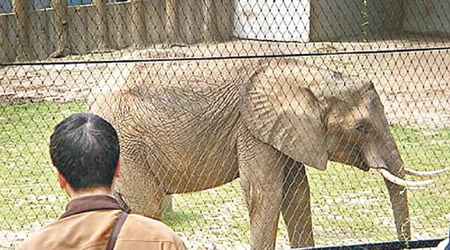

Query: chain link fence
1;0;449;249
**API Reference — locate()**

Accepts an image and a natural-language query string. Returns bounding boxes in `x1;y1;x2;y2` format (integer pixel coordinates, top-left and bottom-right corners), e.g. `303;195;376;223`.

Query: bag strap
106;211;128;250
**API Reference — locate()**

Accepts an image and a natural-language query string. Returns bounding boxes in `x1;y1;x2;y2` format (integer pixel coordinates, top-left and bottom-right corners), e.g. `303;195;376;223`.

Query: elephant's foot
115;181;164;220
112;189;131;213
162;195;173;213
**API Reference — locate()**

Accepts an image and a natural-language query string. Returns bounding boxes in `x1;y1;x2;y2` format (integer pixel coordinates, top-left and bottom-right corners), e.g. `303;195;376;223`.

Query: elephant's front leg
237;126;285;250
281;159;314;248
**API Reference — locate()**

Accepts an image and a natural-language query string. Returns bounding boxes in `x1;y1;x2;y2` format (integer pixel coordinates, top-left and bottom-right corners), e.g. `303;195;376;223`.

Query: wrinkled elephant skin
89;59;428;249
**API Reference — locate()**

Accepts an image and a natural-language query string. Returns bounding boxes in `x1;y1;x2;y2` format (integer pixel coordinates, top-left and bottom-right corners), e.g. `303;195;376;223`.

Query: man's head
50;113;120;194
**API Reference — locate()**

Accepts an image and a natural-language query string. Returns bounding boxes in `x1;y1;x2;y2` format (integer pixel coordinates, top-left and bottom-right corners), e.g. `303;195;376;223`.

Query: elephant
88;58;444;249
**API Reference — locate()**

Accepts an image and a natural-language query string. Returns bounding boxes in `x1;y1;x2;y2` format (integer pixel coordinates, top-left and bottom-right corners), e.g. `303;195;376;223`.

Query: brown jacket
18;195;187;250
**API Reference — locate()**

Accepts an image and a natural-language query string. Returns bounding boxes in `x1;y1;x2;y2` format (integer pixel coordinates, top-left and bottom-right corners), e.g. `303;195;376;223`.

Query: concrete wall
0;0;235;62
403;0;450;35
233;0;404;42
367;0;404;34
310;0;403;41
310;0;363;41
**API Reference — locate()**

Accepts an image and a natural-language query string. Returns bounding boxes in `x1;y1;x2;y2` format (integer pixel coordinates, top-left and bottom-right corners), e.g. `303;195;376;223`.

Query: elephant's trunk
381;134;411;241
384;178;411;241
362;135;412;241
377;131;445;240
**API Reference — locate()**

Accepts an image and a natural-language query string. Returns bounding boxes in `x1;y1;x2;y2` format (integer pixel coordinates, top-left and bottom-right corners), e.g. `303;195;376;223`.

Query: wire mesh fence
0;0;449;249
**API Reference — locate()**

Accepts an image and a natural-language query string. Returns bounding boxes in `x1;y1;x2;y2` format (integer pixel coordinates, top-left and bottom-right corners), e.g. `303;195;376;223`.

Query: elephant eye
355;124;368;134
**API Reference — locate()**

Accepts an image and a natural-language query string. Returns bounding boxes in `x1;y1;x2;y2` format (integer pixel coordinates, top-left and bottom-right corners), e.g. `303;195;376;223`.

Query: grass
0;101;449;249
0;101;86;249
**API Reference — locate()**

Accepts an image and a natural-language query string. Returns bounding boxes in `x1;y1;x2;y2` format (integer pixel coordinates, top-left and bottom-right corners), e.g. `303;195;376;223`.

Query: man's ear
114;157;121;178
55;169;68;189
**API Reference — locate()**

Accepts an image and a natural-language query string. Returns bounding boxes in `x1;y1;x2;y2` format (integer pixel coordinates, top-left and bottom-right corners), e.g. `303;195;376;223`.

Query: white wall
234;0;310;42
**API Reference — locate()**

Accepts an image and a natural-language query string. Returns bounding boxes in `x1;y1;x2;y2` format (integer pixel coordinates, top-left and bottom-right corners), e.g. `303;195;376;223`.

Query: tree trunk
92;0;110;51
166;0;181;44
13;0;31;61
0;15;13;62
115;1;127;49
51;0;70;58
202;0;219;42
131;0;147;48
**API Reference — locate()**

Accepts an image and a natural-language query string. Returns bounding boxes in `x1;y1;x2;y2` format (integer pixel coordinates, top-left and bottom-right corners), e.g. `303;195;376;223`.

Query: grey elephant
89;58;443;249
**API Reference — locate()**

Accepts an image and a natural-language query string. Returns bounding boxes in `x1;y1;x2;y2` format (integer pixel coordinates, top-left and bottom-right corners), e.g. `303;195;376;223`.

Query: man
438;233;450;250
19;113;186;250
438;238;449;250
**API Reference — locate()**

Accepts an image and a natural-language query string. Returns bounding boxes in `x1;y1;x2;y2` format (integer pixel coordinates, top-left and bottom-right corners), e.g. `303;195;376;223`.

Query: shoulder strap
106;211;128;250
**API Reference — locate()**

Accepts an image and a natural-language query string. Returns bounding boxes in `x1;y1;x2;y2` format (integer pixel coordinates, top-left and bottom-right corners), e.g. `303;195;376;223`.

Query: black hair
49;113;120;190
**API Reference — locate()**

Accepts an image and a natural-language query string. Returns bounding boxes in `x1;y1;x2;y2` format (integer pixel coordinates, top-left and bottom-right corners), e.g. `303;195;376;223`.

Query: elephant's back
113;60;252;192
124;59;246;136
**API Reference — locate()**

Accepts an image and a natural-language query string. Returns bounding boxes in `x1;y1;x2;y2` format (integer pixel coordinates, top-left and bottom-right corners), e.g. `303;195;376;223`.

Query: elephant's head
240;58;445;240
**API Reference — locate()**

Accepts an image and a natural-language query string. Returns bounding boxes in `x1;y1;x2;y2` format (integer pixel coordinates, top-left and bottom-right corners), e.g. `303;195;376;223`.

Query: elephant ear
240;61;328;170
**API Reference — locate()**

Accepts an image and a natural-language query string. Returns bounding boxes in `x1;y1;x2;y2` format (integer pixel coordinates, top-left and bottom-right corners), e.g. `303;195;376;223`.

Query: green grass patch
1;101;449;249
0;101;87;248
306;125;450;245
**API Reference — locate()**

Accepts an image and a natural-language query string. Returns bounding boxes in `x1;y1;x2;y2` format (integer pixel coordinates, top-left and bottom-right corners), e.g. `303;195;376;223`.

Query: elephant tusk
376;169;434;187
404;167;448;177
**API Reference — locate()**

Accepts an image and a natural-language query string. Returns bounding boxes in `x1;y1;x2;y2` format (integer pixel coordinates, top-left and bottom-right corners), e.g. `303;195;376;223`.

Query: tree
51;0;71;58
202;0;219;42
166;0;181;44
131;0;147;48
13;0;31;61
93;0;111;51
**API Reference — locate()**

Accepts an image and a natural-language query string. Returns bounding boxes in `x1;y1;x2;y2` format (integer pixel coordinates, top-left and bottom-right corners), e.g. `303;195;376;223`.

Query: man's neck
68;187;112;199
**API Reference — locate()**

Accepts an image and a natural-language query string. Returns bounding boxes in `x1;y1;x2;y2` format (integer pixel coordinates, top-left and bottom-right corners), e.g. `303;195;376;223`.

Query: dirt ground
1;39;449;130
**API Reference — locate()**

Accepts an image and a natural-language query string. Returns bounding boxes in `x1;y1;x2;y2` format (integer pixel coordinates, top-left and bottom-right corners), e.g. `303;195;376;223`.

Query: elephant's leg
114;150;165;220
281;159;314;248
237;126;285;250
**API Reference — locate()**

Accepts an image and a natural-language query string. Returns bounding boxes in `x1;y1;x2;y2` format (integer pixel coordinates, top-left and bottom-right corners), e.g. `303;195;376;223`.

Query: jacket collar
60;195;123;219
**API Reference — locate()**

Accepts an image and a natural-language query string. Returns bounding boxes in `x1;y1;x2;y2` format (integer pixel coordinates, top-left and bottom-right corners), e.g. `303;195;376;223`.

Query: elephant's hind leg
237;126;285;250
115;147;165;220
281;159;314;248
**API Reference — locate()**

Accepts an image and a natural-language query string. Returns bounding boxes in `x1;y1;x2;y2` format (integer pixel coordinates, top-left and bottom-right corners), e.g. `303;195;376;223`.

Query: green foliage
0;101;87;249
361;0;370;38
